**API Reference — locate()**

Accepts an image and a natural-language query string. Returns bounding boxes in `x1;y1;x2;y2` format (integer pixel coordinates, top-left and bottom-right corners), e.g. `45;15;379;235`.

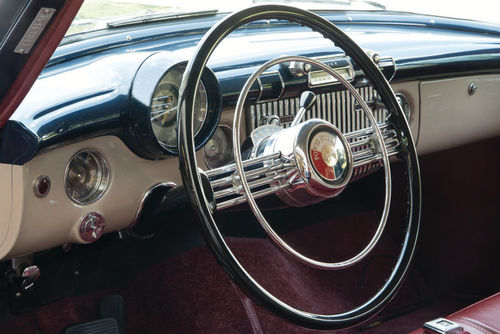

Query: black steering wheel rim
178;5;421;330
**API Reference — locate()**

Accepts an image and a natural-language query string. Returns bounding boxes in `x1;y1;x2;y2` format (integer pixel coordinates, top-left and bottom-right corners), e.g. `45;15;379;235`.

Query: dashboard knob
468;83;478;95
291;91;317;127
299;91;317;111
20;265;40;292
288;61;311;77
79;212;105;242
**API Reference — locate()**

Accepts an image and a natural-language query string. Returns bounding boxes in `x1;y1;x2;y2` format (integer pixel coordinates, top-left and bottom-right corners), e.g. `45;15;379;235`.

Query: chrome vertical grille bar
248;85;391;180
249;86;386;131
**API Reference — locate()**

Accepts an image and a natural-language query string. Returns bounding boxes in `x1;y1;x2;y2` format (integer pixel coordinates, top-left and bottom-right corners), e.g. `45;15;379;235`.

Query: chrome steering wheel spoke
207;152;297;210
349;122;400;171
207;123;399;211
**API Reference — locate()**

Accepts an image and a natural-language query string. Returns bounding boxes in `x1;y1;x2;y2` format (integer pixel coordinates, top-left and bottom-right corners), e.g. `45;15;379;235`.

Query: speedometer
129;54;221;159
150;64;208;148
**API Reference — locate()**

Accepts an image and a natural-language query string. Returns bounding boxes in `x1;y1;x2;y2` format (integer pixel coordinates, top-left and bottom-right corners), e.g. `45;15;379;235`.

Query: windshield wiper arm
106;9;219;28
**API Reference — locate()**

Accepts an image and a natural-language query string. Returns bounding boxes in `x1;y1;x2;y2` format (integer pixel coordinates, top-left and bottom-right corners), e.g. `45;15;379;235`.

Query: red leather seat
410;292;500;334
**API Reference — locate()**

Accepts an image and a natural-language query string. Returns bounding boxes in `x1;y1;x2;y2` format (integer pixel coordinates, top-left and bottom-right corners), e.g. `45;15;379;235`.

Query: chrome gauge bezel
150;63;209;149
203;124;234;169
128;53;222;158
64;149;110;205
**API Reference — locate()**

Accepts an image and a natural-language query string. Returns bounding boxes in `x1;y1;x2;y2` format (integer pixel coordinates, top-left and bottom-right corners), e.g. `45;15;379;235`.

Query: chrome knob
20;265;40;292
291;91;317;127
468;83;478;96
288;61;311;77
299;91;317;111
79;212;105;242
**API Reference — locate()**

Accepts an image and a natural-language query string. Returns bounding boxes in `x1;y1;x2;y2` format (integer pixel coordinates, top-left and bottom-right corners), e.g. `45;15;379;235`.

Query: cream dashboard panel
0;135;199;259
3;73;499;259
418;74;500;154
0;165;14;253
0;80;420;260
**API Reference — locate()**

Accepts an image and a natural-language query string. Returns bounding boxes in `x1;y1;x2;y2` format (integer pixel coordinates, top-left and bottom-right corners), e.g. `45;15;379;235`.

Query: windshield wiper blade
106;9;219;28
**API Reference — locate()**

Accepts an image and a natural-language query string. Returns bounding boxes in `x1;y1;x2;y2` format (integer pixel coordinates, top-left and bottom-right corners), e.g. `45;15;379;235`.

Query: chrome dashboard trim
202;124;234;169
307;54;355;88
379;56;397;82
64;149;110;205
33;175;51;198
256;70;285;103
128;181;177;229
249;86;387;133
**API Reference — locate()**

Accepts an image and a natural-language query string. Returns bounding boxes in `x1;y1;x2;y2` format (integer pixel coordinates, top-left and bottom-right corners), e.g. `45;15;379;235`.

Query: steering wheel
178;5;421;330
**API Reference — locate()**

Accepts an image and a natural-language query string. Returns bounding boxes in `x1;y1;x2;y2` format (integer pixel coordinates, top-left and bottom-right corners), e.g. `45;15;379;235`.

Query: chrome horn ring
233;55;392;270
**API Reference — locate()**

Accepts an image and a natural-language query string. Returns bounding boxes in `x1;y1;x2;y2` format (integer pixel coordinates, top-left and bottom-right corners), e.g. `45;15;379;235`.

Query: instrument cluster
128;52;221;158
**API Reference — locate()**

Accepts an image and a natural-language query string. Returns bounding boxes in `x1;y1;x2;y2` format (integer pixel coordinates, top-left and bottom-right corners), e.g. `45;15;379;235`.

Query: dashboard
1;10;500;259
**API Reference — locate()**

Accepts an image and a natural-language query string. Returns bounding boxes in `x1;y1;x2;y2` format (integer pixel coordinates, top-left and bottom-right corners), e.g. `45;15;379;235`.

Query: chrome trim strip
217;182;291;210
209;124;399;210
106;9;218;28
128;182;177;229
256;70;285;103
205;152;281;177
379;56;397;82
306;54;354;88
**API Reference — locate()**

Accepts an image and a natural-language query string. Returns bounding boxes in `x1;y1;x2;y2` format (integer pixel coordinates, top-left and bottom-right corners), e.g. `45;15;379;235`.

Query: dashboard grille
248;86;386;133
248;86;393;180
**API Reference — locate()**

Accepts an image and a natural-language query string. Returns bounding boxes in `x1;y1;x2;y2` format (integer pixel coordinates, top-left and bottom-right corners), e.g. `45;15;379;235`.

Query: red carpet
0;211;451;333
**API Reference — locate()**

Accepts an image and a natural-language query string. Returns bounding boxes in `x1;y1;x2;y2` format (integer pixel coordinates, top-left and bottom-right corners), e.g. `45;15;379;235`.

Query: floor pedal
63;318;119;334
99;295;125;334
63;294;125;334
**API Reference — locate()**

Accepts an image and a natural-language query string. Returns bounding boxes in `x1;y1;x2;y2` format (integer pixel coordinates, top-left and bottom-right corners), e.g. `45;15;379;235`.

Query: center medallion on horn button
309;131;347;182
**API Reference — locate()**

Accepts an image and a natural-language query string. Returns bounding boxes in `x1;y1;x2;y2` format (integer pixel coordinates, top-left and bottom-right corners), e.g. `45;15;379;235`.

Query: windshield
66;0;500;36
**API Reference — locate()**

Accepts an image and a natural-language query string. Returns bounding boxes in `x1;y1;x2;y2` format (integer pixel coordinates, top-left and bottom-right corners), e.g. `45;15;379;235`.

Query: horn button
309;131;348;182
262;119;353;207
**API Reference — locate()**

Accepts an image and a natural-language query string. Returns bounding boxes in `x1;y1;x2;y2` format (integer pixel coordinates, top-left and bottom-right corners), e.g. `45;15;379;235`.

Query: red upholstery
410;292;500;334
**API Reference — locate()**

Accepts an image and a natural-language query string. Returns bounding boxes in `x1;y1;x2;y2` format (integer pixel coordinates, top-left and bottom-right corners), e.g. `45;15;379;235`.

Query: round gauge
150;64;208;148
129;55;222;159
65;150;109;204
203;125;233;169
